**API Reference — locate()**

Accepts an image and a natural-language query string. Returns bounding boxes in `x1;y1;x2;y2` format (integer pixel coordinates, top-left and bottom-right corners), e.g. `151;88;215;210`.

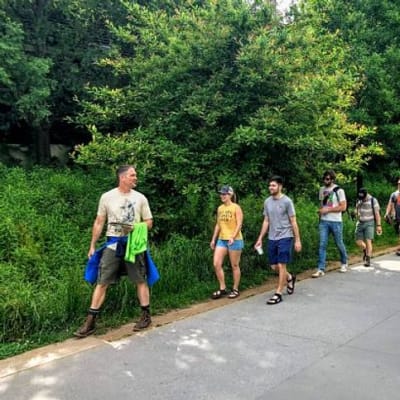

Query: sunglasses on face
323;177;332;181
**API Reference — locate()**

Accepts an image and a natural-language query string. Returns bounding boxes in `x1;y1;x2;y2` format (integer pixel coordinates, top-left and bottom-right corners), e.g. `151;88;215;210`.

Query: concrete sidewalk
1;253;400;400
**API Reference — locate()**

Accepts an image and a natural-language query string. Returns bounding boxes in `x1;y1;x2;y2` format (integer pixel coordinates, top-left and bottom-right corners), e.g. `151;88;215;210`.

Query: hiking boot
312;269;325;278
74;314;96;338
339;264;348;273
133;311;151;331
364;256;371;267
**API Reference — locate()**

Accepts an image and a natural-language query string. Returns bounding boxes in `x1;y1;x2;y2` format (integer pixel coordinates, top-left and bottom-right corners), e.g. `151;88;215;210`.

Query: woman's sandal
228;289;240;299
287;274;297;295
266;293;282;305
211;289;228;300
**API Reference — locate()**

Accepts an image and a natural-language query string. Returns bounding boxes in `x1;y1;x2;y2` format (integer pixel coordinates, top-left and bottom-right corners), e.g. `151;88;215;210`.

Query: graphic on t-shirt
322;190;335;207
219;210;233;222
109;199;136;235
120;200;135;224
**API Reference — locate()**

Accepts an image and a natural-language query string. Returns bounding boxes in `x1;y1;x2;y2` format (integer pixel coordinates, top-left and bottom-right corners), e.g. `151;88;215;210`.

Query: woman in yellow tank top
210;185;244;299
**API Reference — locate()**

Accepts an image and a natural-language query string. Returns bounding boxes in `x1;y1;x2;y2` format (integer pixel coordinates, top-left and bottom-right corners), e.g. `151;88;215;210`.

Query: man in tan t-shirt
74;165;153;338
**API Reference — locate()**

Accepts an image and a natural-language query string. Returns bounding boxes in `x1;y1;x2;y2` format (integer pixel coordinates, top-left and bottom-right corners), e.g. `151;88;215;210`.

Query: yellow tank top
217;203;243;240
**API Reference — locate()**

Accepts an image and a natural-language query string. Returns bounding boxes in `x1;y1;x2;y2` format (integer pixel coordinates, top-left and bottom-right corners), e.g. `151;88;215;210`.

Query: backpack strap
371;197;376;224
333;186;350;217
332;185;340;202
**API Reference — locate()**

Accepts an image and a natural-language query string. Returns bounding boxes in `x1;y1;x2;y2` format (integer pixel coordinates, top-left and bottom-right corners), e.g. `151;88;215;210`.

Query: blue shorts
216;239;244;251
268;237;293;265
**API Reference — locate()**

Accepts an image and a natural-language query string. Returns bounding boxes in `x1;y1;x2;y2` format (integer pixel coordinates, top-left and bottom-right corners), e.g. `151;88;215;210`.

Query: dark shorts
268;237;293;265
98;248;147;285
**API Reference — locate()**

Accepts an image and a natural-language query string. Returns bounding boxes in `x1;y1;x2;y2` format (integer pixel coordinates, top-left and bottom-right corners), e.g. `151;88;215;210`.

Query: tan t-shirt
97;188;153;237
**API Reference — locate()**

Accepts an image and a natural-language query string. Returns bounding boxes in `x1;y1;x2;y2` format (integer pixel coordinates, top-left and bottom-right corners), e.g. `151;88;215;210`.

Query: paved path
1;253;400;400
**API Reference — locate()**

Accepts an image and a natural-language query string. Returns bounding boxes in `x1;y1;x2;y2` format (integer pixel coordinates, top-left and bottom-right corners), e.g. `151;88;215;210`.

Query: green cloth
125;222;148;263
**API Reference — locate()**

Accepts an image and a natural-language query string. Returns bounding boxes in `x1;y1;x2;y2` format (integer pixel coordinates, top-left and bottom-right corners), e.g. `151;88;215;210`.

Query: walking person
312;170;348;277
74;165;153;338
210;185;244;299
384;177;400;256
254;176;301;305
355;188;382;267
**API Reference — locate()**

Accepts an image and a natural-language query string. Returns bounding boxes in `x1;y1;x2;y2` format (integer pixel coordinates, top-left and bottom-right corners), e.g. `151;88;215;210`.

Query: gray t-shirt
263;195;296;240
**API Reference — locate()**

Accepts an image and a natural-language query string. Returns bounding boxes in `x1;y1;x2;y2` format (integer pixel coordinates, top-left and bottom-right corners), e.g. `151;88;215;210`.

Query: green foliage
0;10;52;134
73;0;382;206
303;0;400;178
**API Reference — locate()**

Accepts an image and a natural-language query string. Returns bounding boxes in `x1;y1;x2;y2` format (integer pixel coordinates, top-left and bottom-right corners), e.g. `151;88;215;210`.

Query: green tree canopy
74;0;381;195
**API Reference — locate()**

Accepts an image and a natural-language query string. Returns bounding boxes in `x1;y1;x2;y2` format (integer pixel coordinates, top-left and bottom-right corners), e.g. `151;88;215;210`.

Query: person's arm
385;195;394;217
255;217;269;249
290;215;302;252
228;205;243;245
88;215;106;258
143;218;153;230
374;202;382;234
210;221;220;250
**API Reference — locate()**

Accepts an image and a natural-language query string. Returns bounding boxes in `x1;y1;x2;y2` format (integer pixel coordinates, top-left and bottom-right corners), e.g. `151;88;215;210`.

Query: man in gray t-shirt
255;176;301;305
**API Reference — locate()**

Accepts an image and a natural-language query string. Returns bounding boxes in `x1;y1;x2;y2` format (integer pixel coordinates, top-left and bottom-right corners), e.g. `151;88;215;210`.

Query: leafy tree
0;9;52;163
1;0;125;163
73;0;280;235
74;0;381;199
228;6;383;193
303;0;400;179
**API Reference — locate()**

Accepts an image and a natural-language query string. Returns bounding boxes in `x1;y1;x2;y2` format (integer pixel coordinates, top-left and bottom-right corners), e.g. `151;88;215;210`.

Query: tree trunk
33;126;51;164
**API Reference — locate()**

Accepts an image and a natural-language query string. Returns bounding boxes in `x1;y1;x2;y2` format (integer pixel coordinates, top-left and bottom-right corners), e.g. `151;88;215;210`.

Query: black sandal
211;289;228;300
287;274;296;295
266;293;282;305
228;289;240;299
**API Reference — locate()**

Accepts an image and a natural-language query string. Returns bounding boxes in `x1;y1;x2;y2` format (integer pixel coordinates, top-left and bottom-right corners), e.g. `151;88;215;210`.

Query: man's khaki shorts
98;248;147;285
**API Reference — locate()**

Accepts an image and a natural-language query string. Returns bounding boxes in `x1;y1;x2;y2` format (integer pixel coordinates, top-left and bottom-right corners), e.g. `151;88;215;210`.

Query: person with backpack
355;188;382;267
312;170;348;277
384;177;400;256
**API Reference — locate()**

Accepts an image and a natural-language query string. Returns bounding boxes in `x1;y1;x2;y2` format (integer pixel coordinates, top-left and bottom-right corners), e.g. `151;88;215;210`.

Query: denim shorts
216;239;244;251
268;237;293;265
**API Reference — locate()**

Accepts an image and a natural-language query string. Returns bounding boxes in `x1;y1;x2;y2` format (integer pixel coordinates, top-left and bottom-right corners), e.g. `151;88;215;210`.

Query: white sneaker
339;264;348;273
312;270;325;278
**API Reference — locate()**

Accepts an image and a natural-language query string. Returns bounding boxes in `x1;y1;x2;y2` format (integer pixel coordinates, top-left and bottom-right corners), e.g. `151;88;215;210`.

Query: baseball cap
218;185;234;195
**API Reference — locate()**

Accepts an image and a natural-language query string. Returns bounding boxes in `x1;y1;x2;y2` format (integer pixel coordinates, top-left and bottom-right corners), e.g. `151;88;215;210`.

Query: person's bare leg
213;246;228;290
228;249;242;291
